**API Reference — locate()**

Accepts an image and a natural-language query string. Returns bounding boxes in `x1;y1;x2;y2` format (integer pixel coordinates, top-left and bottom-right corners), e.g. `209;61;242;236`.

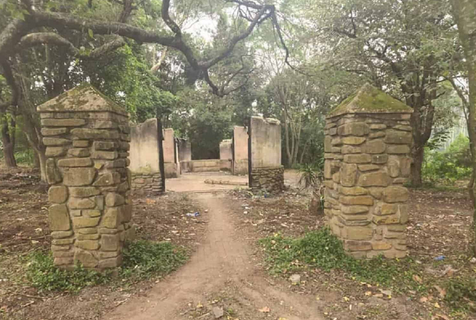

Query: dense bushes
422;134;471;185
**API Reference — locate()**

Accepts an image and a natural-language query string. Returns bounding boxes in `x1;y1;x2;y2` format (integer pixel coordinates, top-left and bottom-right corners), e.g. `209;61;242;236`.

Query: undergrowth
260;228;475;311
26;240;187;293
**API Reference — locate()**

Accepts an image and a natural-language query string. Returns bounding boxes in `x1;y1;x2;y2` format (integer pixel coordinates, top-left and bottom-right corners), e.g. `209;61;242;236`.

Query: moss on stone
37;83;128;116
329;83;412;117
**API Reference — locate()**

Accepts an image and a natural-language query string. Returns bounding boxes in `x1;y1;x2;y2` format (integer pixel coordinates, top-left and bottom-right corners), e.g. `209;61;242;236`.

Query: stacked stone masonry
250;166;285;193
131;172;163;195
38;84;133;269
324;84;413;259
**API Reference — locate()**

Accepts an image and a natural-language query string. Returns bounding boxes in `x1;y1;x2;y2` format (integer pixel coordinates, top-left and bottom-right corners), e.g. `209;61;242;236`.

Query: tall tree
289;0;456;186
450;0;476;254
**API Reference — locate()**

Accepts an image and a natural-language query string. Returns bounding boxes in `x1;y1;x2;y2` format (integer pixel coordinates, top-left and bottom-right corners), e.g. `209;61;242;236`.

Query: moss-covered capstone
328;83;413;118
37;83;128;116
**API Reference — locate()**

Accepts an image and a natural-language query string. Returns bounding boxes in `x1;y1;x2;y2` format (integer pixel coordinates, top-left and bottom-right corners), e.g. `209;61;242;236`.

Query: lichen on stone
329;83;413;117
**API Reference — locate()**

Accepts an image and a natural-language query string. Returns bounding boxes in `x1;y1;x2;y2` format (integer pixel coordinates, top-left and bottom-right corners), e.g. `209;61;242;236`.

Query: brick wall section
37;84;133;270
250;166;284;193
324;84;413;259
131;172;163;195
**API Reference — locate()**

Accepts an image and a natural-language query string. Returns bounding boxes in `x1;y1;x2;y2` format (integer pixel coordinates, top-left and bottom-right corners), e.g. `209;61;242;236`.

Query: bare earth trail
104;191;324;320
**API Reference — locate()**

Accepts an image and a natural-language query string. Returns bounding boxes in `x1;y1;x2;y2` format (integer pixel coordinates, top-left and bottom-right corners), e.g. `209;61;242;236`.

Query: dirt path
104;192;324;320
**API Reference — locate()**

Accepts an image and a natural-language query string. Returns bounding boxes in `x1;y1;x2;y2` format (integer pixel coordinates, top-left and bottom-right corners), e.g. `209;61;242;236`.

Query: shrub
423;134;471;184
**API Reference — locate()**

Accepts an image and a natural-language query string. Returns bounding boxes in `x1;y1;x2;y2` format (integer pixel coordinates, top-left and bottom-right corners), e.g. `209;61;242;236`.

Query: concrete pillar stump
324;84;413;259
38;84;132;269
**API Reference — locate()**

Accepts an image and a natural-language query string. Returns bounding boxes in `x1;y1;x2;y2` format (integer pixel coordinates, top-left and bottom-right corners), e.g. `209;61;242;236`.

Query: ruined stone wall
233;126;248;175
131;172;163;195
250;117;284;193
220;139;232;160
250;166;284;193
38;84;133;269
323;84;413;259
180;159;232;172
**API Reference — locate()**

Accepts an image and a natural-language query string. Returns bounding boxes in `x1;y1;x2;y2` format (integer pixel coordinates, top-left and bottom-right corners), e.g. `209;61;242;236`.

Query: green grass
260;228;423;289
26;240;187;293
260;228;476;311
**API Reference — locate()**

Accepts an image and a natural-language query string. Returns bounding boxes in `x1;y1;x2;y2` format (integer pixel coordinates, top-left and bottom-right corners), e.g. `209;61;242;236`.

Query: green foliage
444;277;476;311
26;251;110;292
298;164;323;189
260;228;422;289
14;149;35;165
120;240;187;280
26;240;187;292
423;134;472;184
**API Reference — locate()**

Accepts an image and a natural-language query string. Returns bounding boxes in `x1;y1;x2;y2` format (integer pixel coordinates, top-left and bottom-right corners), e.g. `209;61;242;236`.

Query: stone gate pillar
37;84;132;269
324;84;413;259
249;116;284;193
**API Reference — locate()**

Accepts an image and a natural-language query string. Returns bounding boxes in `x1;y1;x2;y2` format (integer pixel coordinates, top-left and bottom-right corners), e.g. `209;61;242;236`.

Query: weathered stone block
369;131;386;139
74;250;98;268
362;139;386;154
78;227;98;234
341;145;362;154
63;168;96;186
338;122;370;136
43;137;70;146
373;215;400;225
345;240;372;251
385;130;412;144
93;171;121;186
73;140;90;148
41;119;86;127
71;128;120;140
58;158;93;167
49;204;71;231
100;234;120;251
41;128;68;136
339;186;368;196
324;136;332;152
344;227;373;240
48;186;68;203
344;154;371;164
340;163;357;187
387;158;400;177
51;230;74;239
372;154;388;164
387;145;410;154
341;137;366;145
75;240;100;250
358;164;380;172
358;171;391;187
67;148;90;157
46;147;67;157
370;124;387;130
92;151;118;160
83;209;101;217
69;187;100;198
371;242;392;250
106;193;125;207
382;186;409;203
375;203;398;215
73;217;100;228
339;196;374;206
69;197;96;209
102;207;122;228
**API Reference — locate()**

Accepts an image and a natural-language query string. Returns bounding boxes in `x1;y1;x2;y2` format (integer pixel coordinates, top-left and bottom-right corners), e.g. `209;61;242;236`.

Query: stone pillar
324;84;413;259
250;116;284;193
129;119;163;194
163;128;179;178
38;84;132;269
233;126;249;175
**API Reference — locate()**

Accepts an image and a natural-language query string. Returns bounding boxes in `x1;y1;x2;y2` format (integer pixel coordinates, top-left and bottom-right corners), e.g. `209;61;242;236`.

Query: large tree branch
0;61;19;112
17;32;126;59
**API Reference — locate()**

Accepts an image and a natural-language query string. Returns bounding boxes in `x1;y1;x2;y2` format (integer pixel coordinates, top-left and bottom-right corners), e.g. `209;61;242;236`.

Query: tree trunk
411;146;424;187
1;114;17;167
451;0;476;254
